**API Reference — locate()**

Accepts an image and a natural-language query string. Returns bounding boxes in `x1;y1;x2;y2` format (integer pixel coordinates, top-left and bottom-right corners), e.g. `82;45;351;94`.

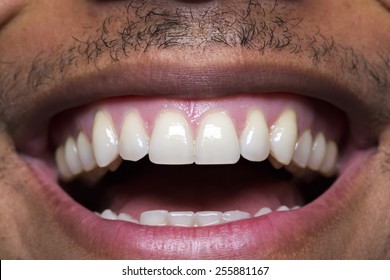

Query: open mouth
16;61;377;259
50;93;345;227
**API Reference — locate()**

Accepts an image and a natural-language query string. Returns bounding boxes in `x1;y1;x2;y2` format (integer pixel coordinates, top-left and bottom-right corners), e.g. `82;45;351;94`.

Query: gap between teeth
55;108;339;181
98;206;301;227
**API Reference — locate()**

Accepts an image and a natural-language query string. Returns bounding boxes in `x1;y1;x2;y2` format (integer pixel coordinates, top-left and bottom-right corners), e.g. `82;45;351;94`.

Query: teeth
149;111;194;165
254;207;272;217
118;213;139;223
92;111;119;168
308;133;327;171
101;209;117;220
77;132;96;172
140;210;168;226
64;137;83;175
240;110;270;162
276;205;290;211
99;207;299;226
195;211;223;226
270;109;298;165
55;146;73;180
58;107;339;180
320;141;338;176
223;211;251;222
119;111;149;162
293;130;313;168
195;112;240;164
168;211;195;227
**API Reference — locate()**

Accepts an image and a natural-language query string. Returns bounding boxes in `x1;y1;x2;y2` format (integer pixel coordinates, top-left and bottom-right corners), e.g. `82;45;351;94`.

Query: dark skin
0;0;389;259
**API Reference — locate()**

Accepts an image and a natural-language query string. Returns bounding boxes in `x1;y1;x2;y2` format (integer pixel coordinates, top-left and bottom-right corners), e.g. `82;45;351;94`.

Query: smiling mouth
51;92;344;228
10;34;380;257
15;58;377;259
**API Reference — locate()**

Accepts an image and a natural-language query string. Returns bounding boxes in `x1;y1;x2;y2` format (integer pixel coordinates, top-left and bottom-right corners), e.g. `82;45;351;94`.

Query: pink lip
24;146;373;259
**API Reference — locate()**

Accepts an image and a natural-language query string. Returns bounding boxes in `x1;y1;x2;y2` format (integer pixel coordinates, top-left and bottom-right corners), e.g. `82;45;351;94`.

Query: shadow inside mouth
61;158;334;218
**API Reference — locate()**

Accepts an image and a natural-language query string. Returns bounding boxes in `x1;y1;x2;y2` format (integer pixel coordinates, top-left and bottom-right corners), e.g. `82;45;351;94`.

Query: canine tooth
140;210;168;226
101;209;117;220
308;133;327;171
293;130;313;168
240;110;270;162
168;211;195;227
195;112;240;164
270;109;298;165
119;111;149;162
55;146;73;180
77;132;96;172
64;137;83;175
92;111;119;168
320;141;338;176
195;211;223;226
277;205;290;211
149;111;194;165
254;207;272;217
223;211;251;222
118;213;139;224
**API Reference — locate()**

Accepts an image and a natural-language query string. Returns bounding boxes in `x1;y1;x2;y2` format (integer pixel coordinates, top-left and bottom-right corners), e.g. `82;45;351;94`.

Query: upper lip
12;59;383;155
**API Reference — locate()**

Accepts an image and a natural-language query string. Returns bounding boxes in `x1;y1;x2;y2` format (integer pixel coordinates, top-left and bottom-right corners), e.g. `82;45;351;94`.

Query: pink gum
50;93;347;146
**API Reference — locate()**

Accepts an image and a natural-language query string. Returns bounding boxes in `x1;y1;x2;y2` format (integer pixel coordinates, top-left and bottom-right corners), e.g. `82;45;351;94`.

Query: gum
50;93;347;146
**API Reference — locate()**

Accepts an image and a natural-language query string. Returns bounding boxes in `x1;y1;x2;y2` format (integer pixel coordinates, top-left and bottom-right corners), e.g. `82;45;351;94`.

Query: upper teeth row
99;205;300;227
55;108;338;180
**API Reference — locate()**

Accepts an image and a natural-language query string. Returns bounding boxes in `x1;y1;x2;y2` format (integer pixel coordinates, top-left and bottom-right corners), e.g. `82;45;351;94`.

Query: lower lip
26;149;371;259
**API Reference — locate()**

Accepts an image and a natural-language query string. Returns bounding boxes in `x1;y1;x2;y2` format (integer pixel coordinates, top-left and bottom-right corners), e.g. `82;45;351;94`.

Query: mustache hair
0;0;389;95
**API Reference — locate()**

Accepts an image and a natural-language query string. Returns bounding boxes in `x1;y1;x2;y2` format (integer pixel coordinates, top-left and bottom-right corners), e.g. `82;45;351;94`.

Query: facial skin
0;0;389;259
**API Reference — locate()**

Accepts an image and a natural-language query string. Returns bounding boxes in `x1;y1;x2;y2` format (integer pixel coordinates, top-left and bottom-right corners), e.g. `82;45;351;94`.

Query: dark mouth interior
62;158;335;218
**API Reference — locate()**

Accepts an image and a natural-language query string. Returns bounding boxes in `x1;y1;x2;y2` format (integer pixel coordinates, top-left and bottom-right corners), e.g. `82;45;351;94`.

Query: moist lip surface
18;87;373;258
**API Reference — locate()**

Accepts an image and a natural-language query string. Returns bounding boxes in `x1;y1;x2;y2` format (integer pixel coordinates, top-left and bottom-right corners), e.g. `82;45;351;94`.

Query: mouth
15;58;378;259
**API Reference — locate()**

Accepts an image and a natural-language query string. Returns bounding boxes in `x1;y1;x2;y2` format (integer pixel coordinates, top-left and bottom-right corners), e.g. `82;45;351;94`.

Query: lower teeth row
98;206;301;227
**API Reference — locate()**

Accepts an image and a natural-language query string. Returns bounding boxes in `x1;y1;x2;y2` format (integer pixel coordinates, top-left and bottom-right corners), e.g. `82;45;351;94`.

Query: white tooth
119;111;149;162
254;207;272;217
118;213;139;224
293;130;313;168
149;111;194;165
240;110;270;162
168;211;195;227
140;210;168;226
277;205;290;211
64;137;83;175
55;146;73;180
77;132;96;172
308;133;327;171
223;211;251;222
291;206;301;210
101;209;117;220
195;211;223;226
320;141;338;176
195;112;240;164
270;109;298;165
92;111;119;168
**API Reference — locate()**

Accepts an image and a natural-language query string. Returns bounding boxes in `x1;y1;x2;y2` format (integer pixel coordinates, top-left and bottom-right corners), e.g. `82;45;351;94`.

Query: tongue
76;158;305;219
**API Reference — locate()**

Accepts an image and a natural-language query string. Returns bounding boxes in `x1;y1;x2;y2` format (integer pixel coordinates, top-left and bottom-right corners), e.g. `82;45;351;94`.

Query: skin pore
0;0;389;259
